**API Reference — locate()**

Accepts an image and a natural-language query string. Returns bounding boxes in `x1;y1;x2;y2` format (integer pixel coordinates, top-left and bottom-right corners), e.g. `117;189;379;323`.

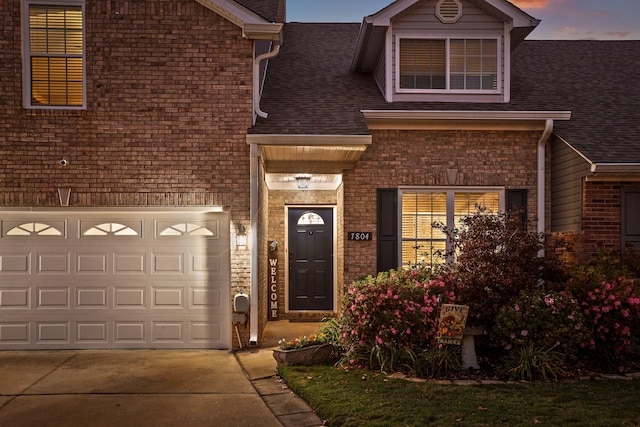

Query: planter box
272;344;333;367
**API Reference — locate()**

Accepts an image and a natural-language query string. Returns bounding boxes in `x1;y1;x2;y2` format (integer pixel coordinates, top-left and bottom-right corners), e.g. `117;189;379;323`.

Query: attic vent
436;0;462;24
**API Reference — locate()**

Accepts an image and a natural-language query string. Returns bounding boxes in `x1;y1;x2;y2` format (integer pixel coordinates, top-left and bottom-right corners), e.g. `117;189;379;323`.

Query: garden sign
437;304;469;345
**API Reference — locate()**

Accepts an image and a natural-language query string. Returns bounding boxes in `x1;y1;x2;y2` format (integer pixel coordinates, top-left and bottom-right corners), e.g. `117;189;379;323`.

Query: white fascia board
480;0;541;28
195;0;269;29
366;0;421;26
246;134;373;146
590;163;640;174
362;110;572;121
243;23;283;42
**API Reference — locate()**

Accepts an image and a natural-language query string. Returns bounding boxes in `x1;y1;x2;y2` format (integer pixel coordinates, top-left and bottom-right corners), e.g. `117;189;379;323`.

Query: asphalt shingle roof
252;23;640;164
234;0;281;22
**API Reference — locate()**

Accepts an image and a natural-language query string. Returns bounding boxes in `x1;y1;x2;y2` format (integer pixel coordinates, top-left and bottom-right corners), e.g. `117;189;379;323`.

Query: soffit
247;135;372;174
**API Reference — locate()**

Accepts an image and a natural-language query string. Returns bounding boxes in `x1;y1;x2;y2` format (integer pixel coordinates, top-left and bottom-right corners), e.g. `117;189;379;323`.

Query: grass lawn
278;365;640;426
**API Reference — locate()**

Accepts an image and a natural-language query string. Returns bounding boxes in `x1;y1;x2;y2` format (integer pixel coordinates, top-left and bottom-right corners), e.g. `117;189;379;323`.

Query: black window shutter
506;189;528;226
377;189;398;273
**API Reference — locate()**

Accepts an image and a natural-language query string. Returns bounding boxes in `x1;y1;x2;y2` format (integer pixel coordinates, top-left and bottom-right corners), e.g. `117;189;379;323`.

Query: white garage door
0;209;231;350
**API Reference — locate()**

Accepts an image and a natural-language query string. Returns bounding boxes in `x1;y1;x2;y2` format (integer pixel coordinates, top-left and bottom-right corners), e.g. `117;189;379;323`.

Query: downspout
253;42;281;122
249;38;280;344
537;119;554;255
249;142;259;345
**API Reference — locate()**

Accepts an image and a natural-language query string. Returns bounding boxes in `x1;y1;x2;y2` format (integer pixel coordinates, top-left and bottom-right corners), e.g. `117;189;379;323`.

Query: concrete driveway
0;350;282;427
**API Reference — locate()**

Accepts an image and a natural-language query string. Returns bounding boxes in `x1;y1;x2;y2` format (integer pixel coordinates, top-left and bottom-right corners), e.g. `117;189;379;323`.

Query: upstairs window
22;1;85;108
398;37;498;93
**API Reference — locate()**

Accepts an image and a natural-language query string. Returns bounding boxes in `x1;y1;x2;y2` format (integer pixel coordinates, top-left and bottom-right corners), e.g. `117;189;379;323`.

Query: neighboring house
1;0;638;351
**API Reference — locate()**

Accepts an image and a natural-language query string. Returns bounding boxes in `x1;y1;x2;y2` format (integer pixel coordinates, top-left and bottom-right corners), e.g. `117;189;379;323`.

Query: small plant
417;345;462;378
502;344;568;381
278;333;328;350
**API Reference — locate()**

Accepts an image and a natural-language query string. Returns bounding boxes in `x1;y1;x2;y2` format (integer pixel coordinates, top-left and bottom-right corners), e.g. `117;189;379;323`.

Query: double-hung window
400;188;503;267
398;37;499;92
22;0;85;108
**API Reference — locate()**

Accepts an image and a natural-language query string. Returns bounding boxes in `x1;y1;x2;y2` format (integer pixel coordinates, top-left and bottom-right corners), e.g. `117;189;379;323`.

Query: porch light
295;174;312;189
236;223;247;248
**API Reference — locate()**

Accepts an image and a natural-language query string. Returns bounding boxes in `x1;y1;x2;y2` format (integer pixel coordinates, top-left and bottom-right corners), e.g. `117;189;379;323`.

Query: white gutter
590;163;640;174
249;143;259;345
254;42;281;122
537;119;554;253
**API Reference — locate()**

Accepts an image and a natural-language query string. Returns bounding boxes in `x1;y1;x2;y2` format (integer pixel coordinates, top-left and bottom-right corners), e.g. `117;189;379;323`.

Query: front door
288;208;334;311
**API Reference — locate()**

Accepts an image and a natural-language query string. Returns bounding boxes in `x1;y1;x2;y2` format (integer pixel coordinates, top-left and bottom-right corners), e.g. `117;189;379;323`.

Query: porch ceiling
247;135;372;174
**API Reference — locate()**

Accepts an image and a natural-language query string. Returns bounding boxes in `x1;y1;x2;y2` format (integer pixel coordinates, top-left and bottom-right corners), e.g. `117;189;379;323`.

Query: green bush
338;268;456;372
567;264;640;371
492;289;589;359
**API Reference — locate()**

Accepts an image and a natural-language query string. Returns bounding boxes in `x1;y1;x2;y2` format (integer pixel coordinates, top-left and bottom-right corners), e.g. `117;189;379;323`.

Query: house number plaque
348;232;372;241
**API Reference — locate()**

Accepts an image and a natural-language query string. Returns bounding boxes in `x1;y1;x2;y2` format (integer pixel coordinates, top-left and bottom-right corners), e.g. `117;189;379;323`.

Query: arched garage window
158;223;214;236
6;222;63;236
83;223;138;236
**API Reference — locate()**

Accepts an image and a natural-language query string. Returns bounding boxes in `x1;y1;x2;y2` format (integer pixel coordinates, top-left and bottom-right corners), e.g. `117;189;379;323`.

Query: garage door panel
153;287;184;308
114;287;146;308
115;322;146;342
191;287;221;308
37;253;70;274
152;321;184;342
0;288;31;308
0;210;230;350
114;253;146;274
191;321;222;343
77;253;108;274
37;287;70;308
0;253;31;274
37;321;70;343
77;322;108;342
153;253;184;274
0;322;30;343
76;287;108;308
191;254;221;273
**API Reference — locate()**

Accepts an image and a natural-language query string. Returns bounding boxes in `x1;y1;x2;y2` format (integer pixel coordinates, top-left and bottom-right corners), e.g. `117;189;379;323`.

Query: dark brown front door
288;208;333;311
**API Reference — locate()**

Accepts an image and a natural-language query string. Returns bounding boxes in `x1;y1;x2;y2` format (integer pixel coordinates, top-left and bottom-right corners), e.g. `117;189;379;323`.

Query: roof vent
436;0;462;24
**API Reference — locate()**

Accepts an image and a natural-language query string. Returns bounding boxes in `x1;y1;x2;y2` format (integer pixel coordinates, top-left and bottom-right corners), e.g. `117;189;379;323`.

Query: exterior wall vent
436;0;462;24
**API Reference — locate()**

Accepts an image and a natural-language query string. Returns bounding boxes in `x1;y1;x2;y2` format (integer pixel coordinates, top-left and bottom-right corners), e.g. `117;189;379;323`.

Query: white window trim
21;0;87;110
397;186;505;266
395;35;502;95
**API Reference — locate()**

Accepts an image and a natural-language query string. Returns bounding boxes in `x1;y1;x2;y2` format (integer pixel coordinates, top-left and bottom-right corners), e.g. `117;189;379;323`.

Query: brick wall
342;129;543;283
1;0;253;212
555;180;640;263
1;0;255;349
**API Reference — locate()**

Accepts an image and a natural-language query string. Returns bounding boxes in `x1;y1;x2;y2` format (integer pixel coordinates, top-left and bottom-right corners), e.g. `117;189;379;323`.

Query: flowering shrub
338;268;456;370
567;268;640;367
437;210;567;327
278;333;328;350
492;289;588;359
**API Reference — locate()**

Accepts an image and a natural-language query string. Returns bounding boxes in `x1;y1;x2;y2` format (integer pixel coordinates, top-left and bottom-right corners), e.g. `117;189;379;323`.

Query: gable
352;0;539;103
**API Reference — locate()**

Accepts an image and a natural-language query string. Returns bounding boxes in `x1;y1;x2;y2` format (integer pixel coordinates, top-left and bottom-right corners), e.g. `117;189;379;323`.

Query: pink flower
520;330;529;337
514;304;520;312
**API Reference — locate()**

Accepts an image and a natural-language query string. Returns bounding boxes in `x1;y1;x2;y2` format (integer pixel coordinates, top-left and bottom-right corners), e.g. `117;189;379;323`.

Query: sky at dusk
286;0;640;40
